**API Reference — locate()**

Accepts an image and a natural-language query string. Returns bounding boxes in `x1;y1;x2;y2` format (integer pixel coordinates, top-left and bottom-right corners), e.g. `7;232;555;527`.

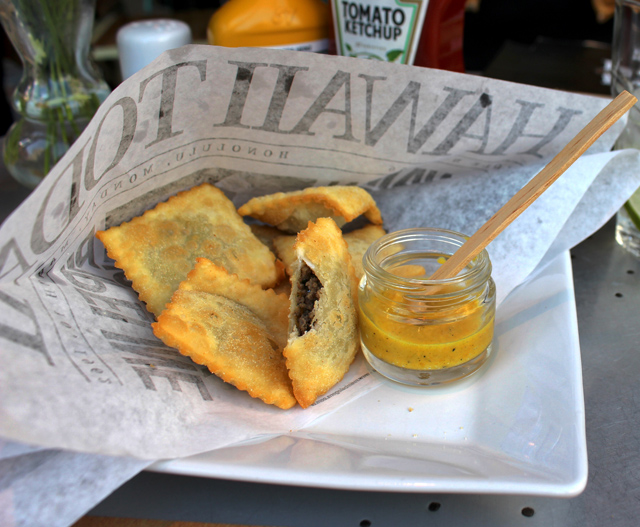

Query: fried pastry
274;224;386;280
238;186;383;233
152;258;296;409
342;225;387;279
272;235;297;276
249;223;283;252
283;218;360;408
96;183;281;316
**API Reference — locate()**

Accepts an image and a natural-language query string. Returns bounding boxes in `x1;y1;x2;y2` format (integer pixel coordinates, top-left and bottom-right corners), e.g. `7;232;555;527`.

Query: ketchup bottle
330;0;465;72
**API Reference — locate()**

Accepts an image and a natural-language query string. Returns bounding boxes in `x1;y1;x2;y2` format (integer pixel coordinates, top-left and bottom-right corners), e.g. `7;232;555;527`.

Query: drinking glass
612;0;640;256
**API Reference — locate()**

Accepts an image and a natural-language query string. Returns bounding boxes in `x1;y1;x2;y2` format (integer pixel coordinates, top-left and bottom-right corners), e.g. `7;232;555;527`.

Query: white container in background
117;19;192;80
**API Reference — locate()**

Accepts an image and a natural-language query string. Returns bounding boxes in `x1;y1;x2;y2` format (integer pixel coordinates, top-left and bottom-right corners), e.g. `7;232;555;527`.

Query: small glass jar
358;228;496;386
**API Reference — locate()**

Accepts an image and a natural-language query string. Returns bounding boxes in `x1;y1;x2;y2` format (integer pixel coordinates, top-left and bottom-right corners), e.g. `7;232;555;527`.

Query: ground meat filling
293;262;322;336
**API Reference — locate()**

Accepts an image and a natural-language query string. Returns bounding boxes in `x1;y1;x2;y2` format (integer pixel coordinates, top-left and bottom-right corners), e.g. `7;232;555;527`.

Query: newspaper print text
29;57;584;258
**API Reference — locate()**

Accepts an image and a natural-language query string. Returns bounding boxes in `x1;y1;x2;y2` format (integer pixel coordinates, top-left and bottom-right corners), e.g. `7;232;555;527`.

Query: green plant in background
0;0;110;188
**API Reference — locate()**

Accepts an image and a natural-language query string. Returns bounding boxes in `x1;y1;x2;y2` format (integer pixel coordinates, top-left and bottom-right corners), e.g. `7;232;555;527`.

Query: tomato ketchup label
331;0;430;64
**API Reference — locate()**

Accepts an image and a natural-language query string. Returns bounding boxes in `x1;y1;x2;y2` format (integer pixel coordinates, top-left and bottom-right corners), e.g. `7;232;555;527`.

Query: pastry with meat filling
273;224;386;280
283;218;360;408
238;186;383;233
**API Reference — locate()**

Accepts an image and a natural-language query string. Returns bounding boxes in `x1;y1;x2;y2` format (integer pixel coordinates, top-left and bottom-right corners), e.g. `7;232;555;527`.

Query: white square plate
151;251;587;497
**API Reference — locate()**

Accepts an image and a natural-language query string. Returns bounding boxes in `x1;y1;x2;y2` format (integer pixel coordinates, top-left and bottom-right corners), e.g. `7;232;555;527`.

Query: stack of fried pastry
96;183;385;409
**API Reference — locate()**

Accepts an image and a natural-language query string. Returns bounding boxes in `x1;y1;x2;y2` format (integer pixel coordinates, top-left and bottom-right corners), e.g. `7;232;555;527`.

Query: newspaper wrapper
2;45;640;526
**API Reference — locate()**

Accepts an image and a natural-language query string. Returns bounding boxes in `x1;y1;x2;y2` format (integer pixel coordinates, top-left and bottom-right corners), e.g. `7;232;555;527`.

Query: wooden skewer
429;90;637;281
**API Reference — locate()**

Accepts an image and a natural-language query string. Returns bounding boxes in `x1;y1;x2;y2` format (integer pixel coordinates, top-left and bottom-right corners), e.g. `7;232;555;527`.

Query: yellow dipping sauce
359;296;494;370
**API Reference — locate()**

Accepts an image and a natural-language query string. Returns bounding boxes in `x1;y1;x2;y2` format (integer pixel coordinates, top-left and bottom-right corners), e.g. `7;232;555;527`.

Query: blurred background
464;0;614;72
0;0;616;137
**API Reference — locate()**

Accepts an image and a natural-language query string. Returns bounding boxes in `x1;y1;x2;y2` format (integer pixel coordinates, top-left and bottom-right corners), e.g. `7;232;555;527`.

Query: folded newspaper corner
1;43;639;502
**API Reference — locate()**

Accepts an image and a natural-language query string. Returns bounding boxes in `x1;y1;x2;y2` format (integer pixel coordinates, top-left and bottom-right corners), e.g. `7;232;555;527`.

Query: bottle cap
117;19;192;80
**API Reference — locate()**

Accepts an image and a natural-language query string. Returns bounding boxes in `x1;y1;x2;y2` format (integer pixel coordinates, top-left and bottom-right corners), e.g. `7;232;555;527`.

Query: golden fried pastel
152;258;295;409
96;183;280;316
238;186;383;233
249;223;283;252
274;224;386;280
283;218;360;408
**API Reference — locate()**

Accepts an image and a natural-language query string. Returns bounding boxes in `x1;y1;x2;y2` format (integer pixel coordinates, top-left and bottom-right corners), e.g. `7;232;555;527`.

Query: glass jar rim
362;227;492;295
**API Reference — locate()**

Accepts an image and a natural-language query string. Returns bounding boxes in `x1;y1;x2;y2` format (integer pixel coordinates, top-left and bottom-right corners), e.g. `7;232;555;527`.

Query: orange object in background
330;0;466;72
207;0;331;52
